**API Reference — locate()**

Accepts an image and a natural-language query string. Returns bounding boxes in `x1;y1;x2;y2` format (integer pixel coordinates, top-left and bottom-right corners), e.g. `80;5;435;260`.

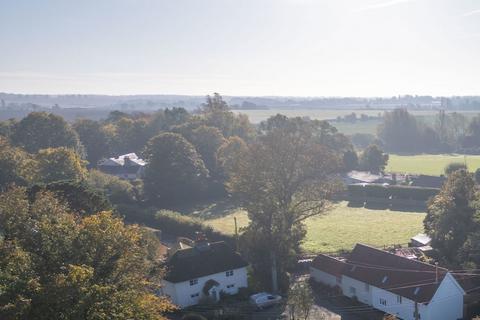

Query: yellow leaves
35;147;87;184
0;188;175;319
136;293;178;320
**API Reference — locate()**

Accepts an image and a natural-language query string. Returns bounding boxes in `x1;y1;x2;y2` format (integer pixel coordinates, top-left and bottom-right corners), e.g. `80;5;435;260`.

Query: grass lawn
386;154;480;176
203;201;425;253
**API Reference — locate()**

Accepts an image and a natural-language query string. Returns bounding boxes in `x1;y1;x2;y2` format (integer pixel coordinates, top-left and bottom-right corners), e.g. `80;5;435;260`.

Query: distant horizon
1;92;479;99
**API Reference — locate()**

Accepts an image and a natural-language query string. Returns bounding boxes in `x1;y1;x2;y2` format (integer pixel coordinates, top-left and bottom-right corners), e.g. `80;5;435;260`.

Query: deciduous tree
424;170;477;265
229;116;342;292
35;147;87;184
358;144;388;173
11;112;83;154
143;133;208;206
0;187;174;320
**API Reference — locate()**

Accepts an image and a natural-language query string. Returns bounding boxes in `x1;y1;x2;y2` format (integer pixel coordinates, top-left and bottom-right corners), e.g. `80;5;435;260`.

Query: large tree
143;133;208;206
216;136;249;180
229;116;342;292
0;187;174;320
185;125;225;178
358;144;388;173
201;93;255;140
378;108;420;152
0;137;36;190
11;112;83;154
73;119;113;166
424;170;477;265
35;147;87;184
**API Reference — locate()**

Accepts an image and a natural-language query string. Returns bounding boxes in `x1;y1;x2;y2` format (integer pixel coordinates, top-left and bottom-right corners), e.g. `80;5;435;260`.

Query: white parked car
249;292;282;309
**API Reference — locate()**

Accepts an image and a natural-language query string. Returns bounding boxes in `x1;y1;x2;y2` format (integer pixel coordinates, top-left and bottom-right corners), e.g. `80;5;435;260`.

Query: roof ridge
353;243;448;271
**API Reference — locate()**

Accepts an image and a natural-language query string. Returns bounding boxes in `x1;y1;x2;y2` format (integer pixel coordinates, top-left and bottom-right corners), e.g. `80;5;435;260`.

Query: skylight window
382;276;388;284
414;287;421;295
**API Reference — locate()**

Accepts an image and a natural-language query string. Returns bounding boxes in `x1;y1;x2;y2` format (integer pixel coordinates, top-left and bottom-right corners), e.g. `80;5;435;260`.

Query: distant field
233;108;384;124
387;154;480;175
203;201;425;253
235;108;480;136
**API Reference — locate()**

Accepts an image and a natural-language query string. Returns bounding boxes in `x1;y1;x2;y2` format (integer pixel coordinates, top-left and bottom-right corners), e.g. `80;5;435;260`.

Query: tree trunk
271;251;278;293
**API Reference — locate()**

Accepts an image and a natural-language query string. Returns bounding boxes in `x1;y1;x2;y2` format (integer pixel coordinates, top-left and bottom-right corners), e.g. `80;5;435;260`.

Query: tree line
378;108;480;154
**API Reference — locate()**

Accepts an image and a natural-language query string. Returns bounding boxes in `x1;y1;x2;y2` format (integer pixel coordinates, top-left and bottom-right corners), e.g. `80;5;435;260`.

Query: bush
154;210;235;245
364;184;389;198
348;184;439;201
389;185;439;201
444;162;467;175
87;169;138;205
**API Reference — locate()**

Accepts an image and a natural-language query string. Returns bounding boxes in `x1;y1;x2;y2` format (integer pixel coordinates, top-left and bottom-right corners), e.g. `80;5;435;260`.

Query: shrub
444;162;467;175
154;210;234;245
348;184;439;201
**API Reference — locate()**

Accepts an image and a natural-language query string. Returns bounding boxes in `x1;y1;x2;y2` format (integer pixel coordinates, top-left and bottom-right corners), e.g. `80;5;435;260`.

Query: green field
235;109;480;137
387;154;480;175
202;201;425;253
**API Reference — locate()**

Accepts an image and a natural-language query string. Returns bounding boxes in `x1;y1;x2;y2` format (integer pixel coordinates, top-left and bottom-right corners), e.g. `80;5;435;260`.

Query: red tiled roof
344;244;449;303
311;254;346;277
311;244;459;303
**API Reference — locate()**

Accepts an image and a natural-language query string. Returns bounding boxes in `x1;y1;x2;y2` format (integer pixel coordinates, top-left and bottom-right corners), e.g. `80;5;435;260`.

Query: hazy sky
1;0;479;96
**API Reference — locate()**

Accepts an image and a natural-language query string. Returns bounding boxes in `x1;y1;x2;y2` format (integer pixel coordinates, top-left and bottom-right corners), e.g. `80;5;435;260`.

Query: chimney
435;262;439;284
123;156;132;166
194;232;210;251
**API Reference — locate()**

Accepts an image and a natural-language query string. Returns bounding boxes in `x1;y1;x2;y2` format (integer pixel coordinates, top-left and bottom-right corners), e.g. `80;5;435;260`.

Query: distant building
410;233;432;248
97;153;146;180
160;235;248;308
311;243;480;320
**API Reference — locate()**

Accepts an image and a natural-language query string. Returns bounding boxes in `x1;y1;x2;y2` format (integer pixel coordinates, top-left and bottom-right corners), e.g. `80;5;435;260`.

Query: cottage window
190;293;199;298
189;279;198;286
380;298;387;306
227;284;235;289
226;270;234;277
365;283;369;292
396;295;402;304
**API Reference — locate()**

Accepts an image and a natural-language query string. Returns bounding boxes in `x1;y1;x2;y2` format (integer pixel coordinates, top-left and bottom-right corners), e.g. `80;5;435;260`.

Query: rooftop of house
98;153;146;167
411;233;432;246
312;243;480;303
163;241;248;283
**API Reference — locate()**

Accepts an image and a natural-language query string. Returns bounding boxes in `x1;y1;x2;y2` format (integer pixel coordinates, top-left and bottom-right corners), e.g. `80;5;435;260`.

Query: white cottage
311;243;480;320
161;239;248;308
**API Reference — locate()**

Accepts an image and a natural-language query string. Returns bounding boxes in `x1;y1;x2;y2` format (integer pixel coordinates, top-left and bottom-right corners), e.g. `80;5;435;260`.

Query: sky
0;0;479;97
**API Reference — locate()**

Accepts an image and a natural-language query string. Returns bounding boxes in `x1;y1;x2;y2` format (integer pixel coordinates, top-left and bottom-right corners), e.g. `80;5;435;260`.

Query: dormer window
382;276;388;284
414;287;420;295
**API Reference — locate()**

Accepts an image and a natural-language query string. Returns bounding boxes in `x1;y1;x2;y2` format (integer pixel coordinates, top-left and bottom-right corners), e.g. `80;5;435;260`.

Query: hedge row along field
347;184;439;201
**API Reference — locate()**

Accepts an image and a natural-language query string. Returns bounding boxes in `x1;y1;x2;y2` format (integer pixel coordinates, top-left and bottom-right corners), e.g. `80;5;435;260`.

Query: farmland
386;154;480;175
201;201;425;253
235;108;480;136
